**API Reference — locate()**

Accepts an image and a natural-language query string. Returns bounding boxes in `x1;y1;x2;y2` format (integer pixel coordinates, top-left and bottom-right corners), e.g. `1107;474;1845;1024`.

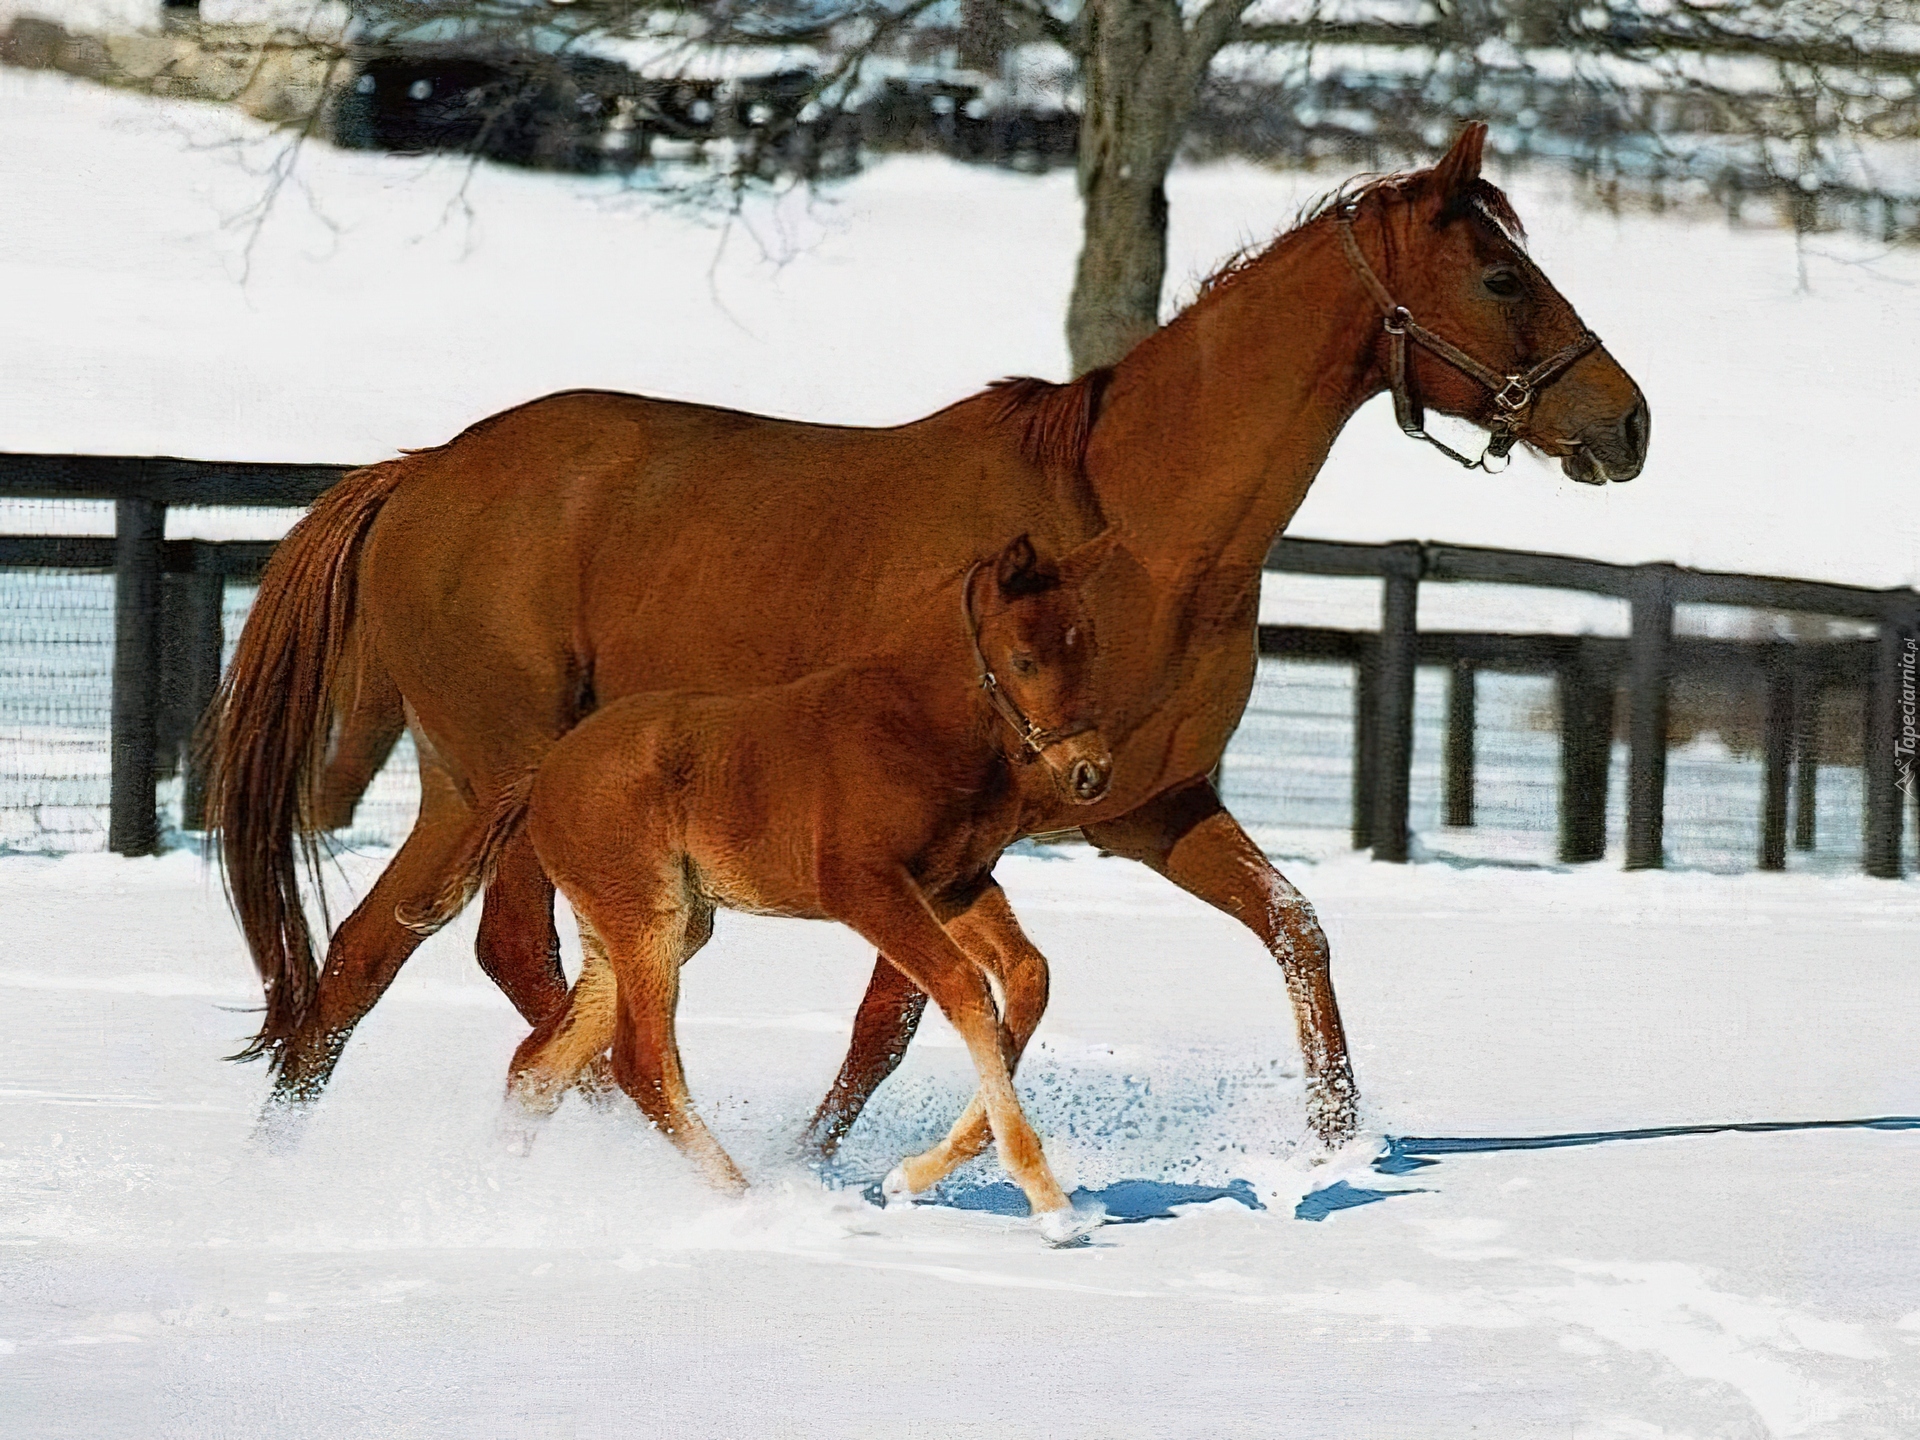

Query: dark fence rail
2;452;1915;875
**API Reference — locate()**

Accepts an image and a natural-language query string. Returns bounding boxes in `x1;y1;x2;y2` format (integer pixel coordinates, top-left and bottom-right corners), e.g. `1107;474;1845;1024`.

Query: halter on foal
488;532;1124;1240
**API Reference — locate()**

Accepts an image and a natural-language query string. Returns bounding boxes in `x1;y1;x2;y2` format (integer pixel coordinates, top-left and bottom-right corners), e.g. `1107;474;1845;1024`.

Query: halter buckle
1493;377;1532;413
1383;306;1411;337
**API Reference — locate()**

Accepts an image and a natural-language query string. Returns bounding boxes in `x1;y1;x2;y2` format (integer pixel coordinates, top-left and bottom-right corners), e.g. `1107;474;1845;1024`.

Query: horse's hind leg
264;755;479;1124
308;646;404;832
501;922;620;1153
475;831;570;1025
886;883;1052;1197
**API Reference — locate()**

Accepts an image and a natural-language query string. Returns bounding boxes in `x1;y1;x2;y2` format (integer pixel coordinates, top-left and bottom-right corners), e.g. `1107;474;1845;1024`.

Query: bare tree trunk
1066;0;1241;375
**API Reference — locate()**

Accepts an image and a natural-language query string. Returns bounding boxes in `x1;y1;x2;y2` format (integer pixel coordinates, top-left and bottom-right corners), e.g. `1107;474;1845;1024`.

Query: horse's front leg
1084;778;1359;1149
803;951;928;1158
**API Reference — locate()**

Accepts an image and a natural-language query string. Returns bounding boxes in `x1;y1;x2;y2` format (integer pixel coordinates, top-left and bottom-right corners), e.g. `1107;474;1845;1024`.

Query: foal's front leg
831;870;1077;1234
885;883;1052;1197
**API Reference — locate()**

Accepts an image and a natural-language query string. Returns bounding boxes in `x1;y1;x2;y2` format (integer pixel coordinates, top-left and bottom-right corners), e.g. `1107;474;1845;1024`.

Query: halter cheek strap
1338;207;1600;473
962;562;1082;761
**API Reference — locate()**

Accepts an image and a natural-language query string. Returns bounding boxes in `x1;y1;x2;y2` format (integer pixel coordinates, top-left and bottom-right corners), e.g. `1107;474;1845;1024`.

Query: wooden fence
2;452;1915;874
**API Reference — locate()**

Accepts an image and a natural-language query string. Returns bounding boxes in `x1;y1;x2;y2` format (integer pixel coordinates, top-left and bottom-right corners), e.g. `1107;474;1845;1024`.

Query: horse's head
1343;123;1649;484
966;534;1112;805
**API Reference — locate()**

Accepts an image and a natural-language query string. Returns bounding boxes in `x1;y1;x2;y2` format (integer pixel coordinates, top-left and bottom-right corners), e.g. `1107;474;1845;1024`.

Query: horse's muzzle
1563;395;1651;485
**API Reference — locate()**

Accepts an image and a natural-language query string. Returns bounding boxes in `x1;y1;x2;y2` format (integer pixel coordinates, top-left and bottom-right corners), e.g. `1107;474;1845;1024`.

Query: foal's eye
1483;268;1523;299
1008;653;1038;677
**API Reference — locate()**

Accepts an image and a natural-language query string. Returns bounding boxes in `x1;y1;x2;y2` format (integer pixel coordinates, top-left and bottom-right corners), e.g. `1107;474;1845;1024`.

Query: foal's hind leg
886;884;1053;1197
591;899;745;1193
500;923;621;1153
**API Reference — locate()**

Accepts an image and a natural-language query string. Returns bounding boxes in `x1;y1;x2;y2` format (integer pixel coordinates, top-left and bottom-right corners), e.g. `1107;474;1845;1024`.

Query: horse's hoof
881;1165;915;1206
1035;1202;1104;1247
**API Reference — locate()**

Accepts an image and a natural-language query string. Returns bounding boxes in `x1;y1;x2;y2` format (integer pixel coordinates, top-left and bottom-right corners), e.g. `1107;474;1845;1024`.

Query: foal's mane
1192;170;1527;308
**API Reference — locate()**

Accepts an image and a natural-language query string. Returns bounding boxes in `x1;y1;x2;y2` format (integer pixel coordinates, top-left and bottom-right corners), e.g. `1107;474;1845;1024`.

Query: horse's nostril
1624;398;1651;460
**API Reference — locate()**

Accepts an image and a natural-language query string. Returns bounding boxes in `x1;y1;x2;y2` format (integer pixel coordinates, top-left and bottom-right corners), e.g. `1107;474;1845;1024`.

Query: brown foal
415;535;1117;1235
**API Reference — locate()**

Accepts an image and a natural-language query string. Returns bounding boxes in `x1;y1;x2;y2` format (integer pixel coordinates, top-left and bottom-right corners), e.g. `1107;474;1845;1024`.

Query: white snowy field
1;846;1916;1438
4;60;1920;1439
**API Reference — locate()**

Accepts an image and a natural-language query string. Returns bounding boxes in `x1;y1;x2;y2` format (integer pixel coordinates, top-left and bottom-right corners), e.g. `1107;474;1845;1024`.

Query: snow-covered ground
3;64;1919;1438
1;847;1915;1437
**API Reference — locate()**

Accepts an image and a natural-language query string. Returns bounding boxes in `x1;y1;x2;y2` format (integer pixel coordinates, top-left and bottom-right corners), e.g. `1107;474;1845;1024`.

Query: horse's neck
1085;221;1381;583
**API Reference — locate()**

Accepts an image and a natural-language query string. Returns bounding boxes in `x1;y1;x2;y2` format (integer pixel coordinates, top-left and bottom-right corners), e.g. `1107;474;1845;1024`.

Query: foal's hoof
1035;1202;1105;1247
881;1165;916;1207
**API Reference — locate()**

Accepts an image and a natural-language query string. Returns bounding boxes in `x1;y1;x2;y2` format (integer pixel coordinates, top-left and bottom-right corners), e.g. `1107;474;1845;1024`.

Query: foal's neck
878;596;1017;782
1085;219;1384;578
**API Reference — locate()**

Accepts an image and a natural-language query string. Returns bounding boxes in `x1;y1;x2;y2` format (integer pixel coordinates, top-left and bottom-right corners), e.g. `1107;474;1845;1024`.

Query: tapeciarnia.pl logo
1898;636;1917;798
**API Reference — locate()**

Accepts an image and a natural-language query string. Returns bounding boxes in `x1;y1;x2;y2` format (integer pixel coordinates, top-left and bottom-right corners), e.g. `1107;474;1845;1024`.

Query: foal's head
965;534;1112;806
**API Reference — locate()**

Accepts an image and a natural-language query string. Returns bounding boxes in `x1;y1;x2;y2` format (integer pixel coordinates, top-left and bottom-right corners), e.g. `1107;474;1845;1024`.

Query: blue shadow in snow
861;1174;1429;1224
862;1176;1265;1225
1377;1115;1920;1176
1293;1179;1427;1221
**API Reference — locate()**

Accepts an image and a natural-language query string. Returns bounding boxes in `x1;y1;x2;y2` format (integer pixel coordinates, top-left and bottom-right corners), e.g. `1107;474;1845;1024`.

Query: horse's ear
1432;123;1487;204
995;533;1057;598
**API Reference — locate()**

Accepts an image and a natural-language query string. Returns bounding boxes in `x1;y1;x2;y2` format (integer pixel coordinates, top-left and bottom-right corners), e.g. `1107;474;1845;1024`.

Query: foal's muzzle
1045;733;1113;807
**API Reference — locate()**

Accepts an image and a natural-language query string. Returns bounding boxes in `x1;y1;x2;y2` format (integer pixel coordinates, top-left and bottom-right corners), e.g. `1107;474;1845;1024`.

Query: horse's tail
394;768;539;939
206;459;409;1062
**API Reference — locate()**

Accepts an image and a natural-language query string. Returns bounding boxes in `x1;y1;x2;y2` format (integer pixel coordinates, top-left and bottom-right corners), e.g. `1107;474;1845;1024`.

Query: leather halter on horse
1338;205;1599;472
962;562;1084;762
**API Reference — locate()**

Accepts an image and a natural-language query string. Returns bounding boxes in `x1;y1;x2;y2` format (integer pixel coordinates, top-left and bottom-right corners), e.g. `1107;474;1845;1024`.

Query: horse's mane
973;161;1521;478
983;368;1113;479
1193;170;1527;308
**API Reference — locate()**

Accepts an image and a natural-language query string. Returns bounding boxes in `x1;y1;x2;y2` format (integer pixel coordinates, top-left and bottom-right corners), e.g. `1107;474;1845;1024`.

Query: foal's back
527;658;995;928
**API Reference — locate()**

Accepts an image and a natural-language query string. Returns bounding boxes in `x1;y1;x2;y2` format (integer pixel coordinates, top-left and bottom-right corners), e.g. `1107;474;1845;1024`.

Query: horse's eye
1008;653;1038;677
1483;268;1523;299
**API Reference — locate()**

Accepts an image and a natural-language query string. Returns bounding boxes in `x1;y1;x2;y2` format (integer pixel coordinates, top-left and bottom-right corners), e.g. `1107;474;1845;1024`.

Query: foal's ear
1431;122;1487;205
995;533;1057;598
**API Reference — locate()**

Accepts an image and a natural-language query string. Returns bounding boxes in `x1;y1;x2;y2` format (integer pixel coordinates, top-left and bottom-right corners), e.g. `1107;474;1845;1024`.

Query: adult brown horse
211;125;1648;1151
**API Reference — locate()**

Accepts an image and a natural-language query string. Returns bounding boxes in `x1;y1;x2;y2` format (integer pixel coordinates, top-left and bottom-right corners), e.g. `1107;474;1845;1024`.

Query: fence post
1444;660;1475;827
1351;639;1377;851
1371;544;1421;864
1863;599;1914;879
1625;564;1674;870
109;495;166;856
179;570;224;830
1557;639;1614;863
1792;660;1820;851
1759;644;1793;871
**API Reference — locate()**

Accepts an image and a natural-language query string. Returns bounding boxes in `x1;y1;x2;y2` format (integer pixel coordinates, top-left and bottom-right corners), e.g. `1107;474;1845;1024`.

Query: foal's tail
394;769;538;939
205;459;409;1062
